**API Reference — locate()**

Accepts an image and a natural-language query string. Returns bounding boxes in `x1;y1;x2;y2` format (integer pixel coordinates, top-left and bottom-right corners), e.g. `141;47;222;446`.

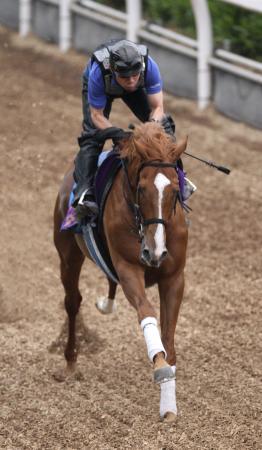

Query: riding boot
73;133;102;221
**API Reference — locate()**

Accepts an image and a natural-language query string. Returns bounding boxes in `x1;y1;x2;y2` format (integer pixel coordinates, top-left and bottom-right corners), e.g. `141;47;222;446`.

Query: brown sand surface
0;26;261;450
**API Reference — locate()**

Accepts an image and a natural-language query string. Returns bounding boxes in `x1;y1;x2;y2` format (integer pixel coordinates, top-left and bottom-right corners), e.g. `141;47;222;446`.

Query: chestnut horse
53;122;188;421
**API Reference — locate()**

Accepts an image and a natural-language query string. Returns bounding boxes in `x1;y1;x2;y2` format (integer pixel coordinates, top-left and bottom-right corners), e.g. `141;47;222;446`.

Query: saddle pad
81;223;119;284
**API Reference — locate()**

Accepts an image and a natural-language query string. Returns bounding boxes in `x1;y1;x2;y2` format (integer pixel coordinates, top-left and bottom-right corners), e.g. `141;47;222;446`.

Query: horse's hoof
161;412;177;423
95;297;116;315
154;366;175;384
52;368;68;382
52;362;76;382
67;361;76;372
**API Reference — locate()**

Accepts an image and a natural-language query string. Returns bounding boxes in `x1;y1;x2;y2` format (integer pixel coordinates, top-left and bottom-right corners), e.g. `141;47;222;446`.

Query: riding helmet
109;40;143;77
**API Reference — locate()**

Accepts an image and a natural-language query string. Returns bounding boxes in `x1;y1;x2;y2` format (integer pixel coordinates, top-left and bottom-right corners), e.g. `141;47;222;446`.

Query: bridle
121;159;179;242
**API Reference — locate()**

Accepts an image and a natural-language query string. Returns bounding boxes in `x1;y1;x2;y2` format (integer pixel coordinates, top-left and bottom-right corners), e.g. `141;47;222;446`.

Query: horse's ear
173;135;188;161
117;131;133;151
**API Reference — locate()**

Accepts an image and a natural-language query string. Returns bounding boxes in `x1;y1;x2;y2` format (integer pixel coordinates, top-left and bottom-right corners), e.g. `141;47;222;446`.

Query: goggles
113;61;143;78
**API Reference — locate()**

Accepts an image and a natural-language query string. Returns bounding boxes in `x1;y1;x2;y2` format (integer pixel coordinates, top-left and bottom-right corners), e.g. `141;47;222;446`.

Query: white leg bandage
160;365;177;418
140;317;167;362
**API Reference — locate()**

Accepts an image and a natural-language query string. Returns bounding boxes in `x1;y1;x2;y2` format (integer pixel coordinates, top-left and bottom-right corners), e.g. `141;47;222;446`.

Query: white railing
143;23;197;49
215;49;262;73
71;1;126;32
138;29;197;58
209;57;262;84
79;0;126;21
220;0;262;13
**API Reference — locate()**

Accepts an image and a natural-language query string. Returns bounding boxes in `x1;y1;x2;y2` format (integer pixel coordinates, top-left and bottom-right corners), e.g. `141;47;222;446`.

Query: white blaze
154;173;170;257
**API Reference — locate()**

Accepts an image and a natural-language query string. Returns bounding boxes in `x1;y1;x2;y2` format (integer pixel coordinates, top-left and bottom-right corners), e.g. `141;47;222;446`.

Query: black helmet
109;40;143;77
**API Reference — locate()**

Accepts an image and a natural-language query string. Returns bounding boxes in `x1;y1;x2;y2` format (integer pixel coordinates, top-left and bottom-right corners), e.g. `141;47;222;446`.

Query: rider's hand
148;115;175;136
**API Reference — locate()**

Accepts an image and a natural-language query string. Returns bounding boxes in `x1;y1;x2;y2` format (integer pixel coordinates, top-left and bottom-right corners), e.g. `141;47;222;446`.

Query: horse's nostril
161;250;168;260
142;248;150;260
141;247;168;267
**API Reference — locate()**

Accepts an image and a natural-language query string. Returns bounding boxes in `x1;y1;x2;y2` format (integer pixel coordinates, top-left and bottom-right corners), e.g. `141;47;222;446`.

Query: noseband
121;159;179;241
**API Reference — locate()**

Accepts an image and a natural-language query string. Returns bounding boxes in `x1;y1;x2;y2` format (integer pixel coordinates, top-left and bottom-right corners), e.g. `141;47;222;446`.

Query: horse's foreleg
96;278;117;314
157;271;185;421
159;272;184;365
117;264;173;383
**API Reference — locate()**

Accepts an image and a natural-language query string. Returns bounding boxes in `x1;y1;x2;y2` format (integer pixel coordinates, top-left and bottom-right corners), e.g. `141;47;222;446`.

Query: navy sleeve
144;56;163;94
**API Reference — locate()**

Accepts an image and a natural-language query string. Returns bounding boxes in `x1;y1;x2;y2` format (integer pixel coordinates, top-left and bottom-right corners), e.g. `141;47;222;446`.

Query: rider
73;39;195;220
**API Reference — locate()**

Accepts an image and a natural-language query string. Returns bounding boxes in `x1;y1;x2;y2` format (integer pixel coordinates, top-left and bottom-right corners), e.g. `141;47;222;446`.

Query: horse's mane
120;122;177;172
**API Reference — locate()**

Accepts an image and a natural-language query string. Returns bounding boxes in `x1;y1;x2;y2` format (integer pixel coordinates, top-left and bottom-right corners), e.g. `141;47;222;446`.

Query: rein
121;159;178;242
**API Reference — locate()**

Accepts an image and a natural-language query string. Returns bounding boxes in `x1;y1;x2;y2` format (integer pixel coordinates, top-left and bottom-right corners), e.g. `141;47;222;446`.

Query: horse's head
120;122;187;268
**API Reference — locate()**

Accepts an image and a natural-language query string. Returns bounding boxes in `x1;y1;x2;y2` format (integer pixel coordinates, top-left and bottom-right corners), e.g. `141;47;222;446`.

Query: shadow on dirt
48;312;105;357
0;284;22;323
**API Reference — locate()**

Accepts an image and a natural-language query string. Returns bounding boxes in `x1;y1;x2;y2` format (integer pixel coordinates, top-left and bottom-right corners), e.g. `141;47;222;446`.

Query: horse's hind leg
54;227;85;373
61;237;85;367
96;277;117;314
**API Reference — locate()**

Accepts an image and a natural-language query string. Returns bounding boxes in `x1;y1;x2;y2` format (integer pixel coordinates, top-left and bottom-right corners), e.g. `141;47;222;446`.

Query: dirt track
0;26;261;450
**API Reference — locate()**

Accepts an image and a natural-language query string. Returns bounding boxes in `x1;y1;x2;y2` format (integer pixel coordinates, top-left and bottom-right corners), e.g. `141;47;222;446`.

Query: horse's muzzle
140;242;168;268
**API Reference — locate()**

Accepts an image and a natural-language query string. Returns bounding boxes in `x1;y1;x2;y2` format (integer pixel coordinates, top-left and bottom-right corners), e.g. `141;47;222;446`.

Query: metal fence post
59;0;71;52
19;0;31;37
126;0;141;42
191;0;213;110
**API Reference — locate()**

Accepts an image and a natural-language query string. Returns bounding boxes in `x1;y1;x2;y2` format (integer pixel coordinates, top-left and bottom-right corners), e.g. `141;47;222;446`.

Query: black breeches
73;75;108;197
